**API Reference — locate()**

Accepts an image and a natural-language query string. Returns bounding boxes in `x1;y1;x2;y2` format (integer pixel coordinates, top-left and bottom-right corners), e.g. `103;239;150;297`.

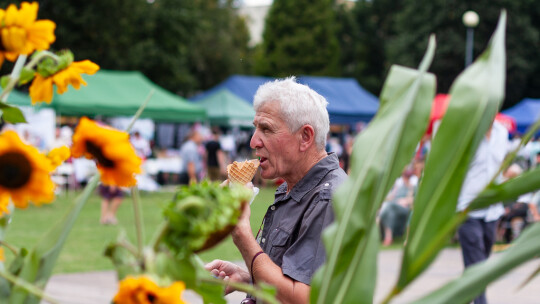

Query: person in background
205;128;225;181
179;129;203;184
205;77;347;303
457;121;509;304
130;131;151;159
379;167;416;246
98;184;123;225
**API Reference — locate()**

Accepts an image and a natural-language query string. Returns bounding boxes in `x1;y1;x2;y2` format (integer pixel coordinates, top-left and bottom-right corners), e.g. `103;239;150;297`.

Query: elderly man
205;77;347;303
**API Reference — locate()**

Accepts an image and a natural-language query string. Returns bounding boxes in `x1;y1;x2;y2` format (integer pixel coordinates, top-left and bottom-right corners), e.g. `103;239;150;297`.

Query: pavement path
42;248;540;304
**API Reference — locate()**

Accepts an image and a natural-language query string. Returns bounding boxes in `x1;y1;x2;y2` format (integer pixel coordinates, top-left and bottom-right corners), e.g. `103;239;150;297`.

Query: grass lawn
4;185;278;274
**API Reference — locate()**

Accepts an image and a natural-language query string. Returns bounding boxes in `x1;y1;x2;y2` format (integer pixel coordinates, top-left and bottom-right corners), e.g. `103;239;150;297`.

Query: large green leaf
311;36;436;304
469;166;540;210
393;11;507;297
413;222;540;304
8;174;101;304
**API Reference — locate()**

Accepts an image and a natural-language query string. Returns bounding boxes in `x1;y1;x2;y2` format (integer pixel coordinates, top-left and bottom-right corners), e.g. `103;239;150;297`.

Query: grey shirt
258;153;347;284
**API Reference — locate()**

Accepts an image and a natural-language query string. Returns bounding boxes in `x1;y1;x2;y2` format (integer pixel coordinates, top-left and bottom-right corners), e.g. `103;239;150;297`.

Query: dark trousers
458;218;497;304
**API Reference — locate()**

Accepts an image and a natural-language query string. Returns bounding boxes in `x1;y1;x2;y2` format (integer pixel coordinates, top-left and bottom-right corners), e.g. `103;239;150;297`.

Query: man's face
250;101;300;180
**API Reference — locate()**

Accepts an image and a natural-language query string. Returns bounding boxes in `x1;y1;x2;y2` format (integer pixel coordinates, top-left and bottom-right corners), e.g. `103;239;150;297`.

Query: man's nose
250;131;262;149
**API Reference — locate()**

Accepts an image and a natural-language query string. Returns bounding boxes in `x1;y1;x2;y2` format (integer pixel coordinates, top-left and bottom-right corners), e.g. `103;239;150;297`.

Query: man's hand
205;259;250;294
232;199;253;244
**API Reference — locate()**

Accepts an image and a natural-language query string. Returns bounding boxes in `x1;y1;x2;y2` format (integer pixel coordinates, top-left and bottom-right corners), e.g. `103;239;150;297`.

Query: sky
241;0;273;6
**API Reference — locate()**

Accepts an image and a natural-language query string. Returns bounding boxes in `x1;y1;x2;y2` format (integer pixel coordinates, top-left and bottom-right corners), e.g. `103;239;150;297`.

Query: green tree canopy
255;0;340;77
0;0;252;97
384;0;539;108
338;0;540;108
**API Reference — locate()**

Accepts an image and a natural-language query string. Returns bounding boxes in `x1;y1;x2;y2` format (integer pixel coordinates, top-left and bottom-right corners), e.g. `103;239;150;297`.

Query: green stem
130;187;145;258
0;269;59;304
381;286;400;304
0;55;27;102
150;222;168;252
0;241;18;256
24;51;60;71
116;241;139;259
125;90;154;133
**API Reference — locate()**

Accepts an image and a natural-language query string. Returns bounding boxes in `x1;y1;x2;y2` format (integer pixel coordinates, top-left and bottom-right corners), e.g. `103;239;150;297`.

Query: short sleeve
280;190;334;285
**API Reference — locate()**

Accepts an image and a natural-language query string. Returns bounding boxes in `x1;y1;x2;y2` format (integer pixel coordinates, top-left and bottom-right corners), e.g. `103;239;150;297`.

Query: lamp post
462;10;479;67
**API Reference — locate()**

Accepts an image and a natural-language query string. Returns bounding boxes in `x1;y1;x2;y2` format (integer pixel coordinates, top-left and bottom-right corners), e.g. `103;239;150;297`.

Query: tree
337;0;404;96
385;0;539;108
0;0;252;96
255;0;340;77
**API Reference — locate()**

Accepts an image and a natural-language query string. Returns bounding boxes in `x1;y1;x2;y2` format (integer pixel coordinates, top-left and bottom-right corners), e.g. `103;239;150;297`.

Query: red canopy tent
426;94;516;134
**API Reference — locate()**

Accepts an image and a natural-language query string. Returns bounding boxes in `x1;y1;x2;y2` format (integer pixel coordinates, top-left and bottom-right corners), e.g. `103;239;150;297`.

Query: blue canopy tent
190;75;379;124
190;75;272;103
502;98;540;134
297;76;379;124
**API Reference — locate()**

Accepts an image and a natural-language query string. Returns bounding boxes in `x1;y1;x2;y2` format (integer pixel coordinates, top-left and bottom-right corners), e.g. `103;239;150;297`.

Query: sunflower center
0;152;32;189
85;141;115;168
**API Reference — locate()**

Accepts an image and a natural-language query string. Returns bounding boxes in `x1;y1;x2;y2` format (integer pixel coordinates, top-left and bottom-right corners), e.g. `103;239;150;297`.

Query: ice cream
227;159;260;185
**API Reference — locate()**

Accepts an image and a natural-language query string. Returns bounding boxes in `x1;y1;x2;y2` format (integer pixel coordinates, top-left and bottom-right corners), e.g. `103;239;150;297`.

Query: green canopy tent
7;70;206;123
191;88;255;127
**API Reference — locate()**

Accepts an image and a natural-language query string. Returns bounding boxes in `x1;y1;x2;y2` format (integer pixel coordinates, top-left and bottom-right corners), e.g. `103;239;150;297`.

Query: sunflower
71;117;141;187
114;276;187;304
47;145;70;168
0;131;55;214
0;2;56;65
29;59;99;104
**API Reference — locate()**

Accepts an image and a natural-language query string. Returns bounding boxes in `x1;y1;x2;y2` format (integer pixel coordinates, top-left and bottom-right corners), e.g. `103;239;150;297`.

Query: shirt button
324;183;329;187
271;205;275;211
262;238;266;243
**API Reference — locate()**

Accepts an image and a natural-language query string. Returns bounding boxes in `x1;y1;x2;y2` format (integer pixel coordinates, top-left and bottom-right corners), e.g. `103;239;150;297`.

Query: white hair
253;77;330;150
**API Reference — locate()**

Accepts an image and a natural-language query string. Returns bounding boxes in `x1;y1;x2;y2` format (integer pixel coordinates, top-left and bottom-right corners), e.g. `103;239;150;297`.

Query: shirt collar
275;152;340;204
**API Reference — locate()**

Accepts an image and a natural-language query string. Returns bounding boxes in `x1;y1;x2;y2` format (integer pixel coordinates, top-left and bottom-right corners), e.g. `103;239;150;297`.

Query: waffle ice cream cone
227;159;260;185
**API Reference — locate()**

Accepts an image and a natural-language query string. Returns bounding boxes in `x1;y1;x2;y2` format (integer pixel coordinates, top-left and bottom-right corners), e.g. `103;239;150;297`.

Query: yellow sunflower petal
47;146;70;168
18;2;39;28
1;26;27;53
0;131;56;210
29;74;54;104
72;117;140;187
26;19;56;50
71;60;100;74
3;4;18;26
52;60;99;95
0;192;11;216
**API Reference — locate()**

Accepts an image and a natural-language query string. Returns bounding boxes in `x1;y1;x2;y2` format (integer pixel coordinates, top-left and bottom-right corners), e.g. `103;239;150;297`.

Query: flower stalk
0;269;59;304
131;187;145;259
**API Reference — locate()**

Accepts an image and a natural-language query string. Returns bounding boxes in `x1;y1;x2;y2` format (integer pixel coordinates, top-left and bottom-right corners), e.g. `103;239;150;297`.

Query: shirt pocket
268;228;290;262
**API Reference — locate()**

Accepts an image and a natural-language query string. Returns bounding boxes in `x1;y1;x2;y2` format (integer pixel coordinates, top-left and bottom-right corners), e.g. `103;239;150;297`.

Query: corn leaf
413;222;540;304
393;11;507;297
469;166;540;210
9;175;101;304
311;36;436;304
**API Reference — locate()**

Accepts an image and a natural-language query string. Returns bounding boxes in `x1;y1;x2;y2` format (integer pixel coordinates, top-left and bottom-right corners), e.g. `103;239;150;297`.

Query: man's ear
299;125;315;152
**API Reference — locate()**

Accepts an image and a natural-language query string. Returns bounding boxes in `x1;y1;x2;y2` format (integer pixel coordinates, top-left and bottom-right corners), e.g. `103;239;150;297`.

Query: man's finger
204;259;222;270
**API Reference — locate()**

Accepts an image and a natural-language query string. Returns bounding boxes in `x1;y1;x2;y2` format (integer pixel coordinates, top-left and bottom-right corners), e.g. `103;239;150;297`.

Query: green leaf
0;76;9;89
413;222;540;304
155;253;196;288
0;213;13;298
469;166;540;210
311;36;436;304
0;103;26;124
104;235;141;280
18;68;35;85
9;174;101;304
394;11;507;297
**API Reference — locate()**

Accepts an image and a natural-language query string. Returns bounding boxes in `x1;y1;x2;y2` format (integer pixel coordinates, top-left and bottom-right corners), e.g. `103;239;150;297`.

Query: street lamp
462;10;479;67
